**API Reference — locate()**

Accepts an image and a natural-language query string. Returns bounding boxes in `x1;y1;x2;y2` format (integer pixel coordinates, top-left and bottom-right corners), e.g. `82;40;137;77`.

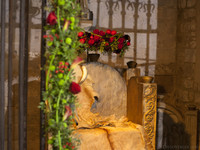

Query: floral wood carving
143;84;157;150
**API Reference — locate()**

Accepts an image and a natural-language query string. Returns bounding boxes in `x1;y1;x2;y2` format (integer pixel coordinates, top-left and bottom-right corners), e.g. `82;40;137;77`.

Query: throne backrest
83;62;127;118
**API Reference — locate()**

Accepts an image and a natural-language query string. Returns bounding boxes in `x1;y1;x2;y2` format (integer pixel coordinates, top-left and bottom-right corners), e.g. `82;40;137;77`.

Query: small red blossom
63;142;75;149
65;62;69;66
94;35;100;42
127;42;131;46
55;70;58;74
118;43;124;49
90;35;93;39
106;29;111;34
99;31;105;36
93;29;99;34
111;30;117;35
79;38;85;44
109;37;115;43
105;42;109;46
88;39;95;45
69;82;81;94
118;38;125;43
66;142;71;146
55;34;59;39
43;35;48;38
78;32;84;37
46;12;57;25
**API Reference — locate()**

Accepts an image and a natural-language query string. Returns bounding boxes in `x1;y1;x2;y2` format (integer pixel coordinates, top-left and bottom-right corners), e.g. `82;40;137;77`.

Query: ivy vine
39;0;83;149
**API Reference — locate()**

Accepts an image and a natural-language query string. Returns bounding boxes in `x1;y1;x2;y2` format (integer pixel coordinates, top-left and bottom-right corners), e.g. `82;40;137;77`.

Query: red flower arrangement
78;29;131;56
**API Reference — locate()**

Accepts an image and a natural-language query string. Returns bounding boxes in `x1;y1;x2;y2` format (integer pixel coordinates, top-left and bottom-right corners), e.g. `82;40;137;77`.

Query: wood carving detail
143;84;157;148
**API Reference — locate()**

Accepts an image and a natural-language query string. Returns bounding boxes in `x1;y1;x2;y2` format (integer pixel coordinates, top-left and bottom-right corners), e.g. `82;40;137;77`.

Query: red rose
111;30;117;35
118;43;124;49
109;37;115;43
46;12;57;25
78;32;84;37
69;82;81;94
79;38;85;44
99;31;105;36
127;41;131;46
105;42;109;46
93;29;99;34
90;35;93;39
118;38;125;43
88;39;95;45
94;35;100;42
106;29;111;34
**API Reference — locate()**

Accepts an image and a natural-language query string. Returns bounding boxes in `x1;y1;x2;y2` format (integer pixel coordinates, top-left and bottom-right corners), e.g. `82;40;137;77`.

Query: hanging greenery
39;0;82;149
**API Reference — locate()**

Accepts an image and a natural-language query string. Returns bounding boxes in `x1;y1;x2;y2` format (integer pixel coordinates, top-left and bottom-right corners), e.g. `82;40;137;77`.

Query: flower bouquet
77;29;131;56
40;0;83;149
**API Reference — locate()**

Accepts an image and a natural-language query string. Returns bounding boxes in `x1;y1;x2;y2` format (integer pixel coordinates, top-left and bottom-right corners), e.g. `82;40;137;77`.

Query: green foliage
40;0;81;149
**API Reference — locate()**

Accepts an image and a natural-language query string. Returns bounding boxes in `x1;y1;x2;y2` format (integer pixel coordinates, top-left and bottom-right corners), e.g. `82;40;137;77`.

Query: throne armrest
125;69;157;150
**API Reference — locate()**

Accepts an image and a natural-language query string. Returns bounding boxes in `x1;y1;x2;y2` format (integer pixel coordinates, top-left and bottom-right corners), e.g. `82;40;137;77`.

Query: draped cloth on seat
73;63;152;150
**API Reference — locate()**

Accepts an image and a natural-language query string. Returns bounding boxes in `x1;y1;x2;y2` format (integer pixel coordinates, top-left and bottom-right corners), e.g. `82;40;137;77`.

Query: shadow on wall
156;112;190;150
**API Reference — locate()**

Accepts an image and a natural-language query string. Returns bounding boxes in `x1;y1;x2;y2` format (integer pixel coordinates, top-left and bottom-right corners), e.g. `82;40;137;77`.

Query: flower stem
46;54;55;111
57;7;61;30
56;69;72;149
56;91;62;150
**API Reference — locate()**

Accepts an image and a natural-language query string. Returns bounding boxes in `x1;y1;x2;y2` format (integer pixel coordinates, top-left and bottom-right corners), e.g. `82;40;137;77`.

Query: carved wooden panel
143;84;157;149
127;77;157;149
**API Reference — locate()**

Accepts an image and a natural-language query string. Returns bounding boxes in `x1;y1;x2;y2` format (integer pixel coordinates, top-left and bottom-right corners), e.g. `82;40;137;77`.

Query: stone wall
4;0;42;149
3;0;200;149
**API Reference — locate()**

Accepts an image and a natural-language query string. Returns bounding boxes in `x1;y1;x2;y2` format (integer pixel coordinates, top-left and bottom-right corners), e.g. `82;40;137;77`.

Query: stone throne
74;62;157;150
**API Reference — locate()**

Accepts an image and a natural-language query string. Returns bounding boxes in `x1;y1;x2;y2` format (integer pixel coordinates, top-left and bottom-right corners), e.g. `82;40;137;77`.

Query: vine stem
56;91;62;150
56;69;72;149
57;7;61;30
55;5;63;150
46;54;55;111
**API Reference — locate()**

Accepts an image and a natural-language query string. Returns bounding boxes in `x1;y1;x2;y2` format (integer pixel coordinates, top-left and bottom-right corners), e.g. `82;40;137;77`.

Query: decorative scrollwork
143;84;157;148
